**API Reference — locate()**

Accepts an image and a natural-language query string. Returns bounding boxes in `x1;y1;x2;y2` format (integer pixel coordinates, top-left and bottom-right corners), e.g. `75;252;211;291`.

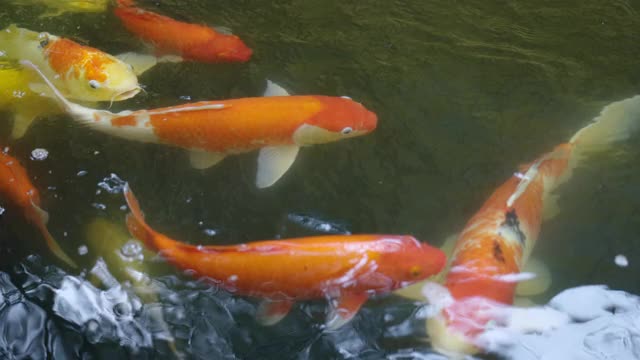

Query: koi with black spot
428;94;640;355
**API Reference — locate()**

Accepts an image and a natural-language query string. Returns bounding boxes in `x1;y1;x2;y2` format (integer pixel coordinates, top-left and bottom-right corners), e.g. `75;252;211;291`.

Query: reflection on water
0;0;639;358
479;285;640;359
4;261;640;359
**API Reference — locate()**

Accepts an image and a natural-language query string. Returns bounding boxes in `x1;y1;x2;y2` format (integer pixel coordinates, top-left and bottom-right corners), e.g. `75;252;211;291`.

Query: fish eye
409;266;422;278
341;127;353;135
88;80;101;89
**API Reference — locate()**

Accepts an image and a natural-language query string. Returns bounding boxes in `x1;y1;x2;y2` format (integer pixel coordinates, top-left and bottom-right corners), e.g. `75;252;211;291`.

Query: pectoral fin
31;203;76;268
256;299;293;326
542;193;561;221
515;257;551;297
263;80;290;97
189;150;226;170
28;82;55;98
39;224;77;268
31;201;49;224
212;26;233;35
116;52;158;76
157;55;184;63
256;145;299;188
325;292;368;330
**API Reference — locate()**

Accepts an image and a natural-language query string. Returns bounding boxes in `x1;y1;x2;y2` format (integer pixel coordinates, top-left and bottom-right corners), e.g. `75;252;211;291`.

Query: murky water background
0;0;639;358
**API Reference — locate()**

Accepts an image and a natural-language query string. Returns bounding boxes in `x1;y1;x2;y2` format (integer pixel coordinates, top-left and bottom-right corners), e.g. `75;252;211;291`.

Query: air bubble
203;229;217;237
614;255;629;267
119;240;144;262
97;173;126;194
91;203;106;210
30;148;49;161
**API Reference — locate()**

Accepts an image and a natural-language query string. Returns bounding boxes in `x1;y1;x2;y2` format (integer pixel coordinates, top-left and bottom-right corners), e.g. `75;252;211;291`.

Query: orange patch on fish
44;38;114;82
148;96;326;152
307;96;378;132
111;116;137;127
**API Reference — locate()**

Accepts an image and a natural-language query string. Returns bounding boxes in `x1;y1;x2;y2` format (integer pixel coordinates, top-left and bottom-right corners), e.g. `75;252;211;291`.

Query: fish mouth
114;87;142;101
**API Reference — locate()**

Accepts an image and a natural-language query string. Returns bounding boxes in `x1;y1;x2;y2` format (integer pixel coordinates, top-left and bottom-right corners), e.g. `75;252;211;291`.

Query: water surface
0;1;639;358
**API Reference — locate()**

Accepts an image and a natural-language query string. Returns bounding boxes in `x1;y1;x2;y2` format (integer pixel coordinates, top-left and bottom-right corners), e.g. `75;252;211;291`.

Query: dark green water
0;1;639;358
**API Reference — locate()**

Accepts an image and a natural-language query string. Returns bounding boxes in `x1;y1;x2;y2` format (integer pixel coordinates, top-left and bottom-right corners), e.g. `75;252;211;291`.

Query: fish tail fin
19;60;99;124
38;223;77;268
123;184;159;251
569;95;640;165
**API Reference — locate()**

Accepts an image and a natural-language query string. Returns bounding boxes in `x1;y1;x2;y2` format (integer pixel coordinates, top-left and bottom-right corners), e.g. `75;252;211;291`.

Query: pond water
0;0;639;359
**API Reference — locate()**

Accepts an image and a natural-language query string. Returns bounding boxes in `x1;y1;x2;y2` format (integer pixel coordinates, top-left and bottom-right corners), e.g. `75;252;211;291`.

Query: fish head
193;34;253;63
371;236;447;290
69;58;140;102
98;59;141;101
381;236;447;287
45;39;140;102
293;96;378;145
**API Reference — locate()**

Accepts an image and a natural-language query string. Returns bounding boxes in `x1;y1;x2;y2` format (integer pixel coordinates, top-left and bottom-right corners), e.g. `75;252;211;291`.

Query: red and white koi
425;95;640;356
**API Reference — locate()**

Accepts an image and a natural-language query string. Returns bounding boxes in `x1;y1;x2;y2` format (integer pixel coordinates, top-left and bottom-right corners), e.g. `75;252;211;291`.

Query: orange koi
123;184;446;328
114;0;252;63
427;95;640;355
0;149;76;267
23;61;378;188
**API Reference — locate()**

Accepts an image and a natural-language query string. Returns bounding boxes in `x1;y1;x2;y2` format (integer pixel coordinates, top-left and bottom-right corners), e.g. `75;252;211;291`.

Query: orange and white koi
426;95;640;356
114;0;252;63
123;184;446;328
0;25;140;102
0;148;76;267
23;60;378;188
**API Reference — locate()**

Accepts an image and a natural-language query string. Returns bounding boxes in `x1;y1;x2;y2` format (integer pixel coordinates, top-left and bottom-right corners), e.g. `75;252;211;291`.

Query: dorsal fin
146;103;228;116
263;80;291;97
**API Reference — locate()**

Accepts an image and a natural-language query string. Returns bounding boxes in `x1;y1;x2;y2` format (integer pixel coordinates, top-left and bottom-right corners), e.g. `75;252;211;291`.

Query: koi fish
84;218;179;356
11;0;108;18
23;60;378;188
424;95;640;356
0;148;76;267
0;25;140;102
123;184;446;329
0;61;60;138
114;0;252;63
